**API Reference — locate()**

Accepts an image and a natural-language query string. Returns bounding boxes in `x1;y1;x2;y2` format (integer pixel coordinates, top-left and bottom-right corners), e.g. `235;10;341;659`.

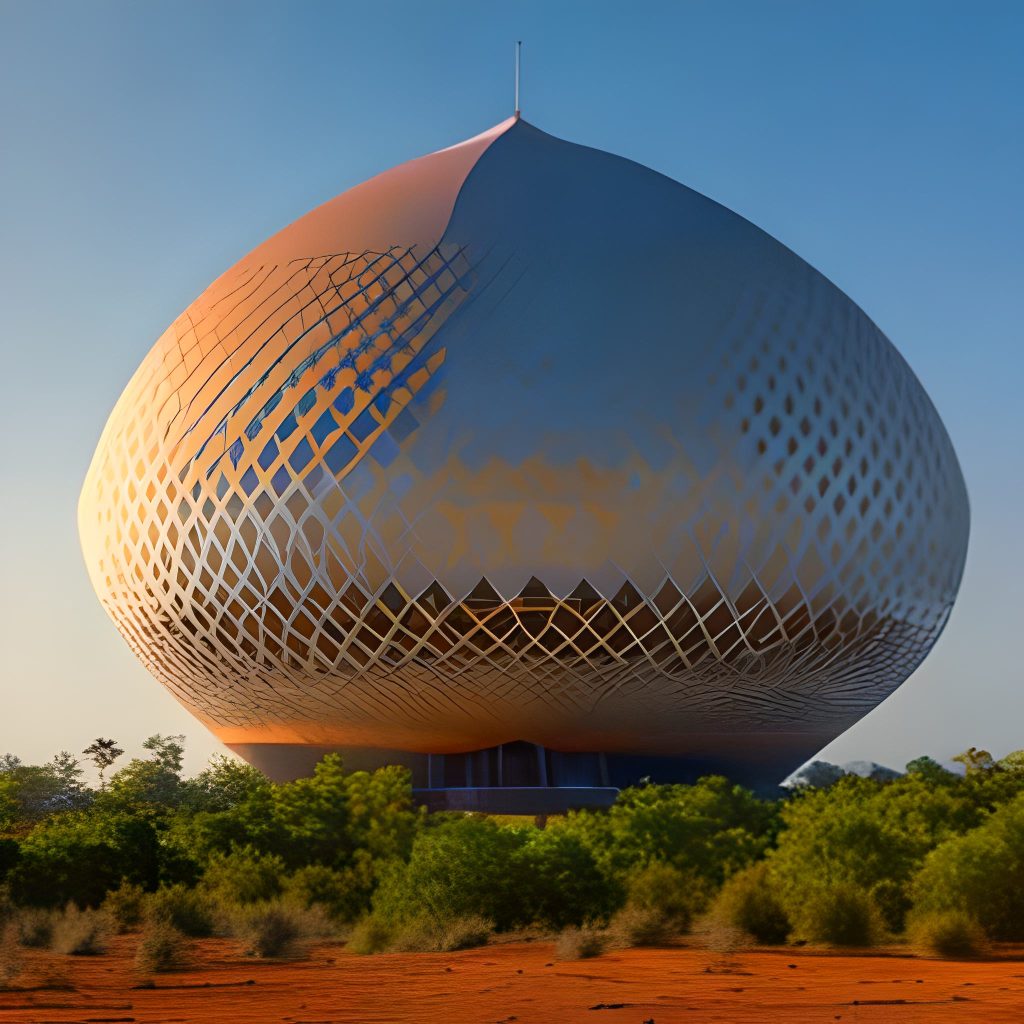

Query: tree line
2;738;1023;961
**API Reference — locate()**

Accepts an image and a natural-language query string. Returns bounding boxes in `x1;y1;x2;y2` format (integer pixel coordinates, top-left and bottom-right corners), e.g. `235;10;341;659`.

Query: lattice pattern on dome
80;235;968;756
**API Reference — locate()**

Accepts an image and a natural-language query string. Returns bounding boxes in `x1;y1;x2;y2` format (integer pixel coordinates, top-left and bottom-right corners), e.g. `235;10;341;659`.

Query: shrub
768;774;979;932
436;915;492;951
555;925;605;960
517;829;621;929
7;812;160;908
907;910;989;959
103;881;147;933
798;884;886;947
232;903;320;958
556;777;778;889
202;847;286;906
146;885;215;938
347;915;392;955
709;863;790;944
909;794;1024;940
50;905;110;955
16;908;54;948
371;818;529;930
135;920;193;973
390;914;492;953
609;904;676;947
283;863;371;922
625;861;697;931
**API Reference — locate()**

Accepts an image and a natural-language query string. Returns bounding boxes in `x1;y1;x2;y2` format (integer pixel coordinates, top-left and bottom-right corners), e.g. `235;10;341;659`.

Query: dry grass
230;902;329;959
609;904;678;947
135;920;193;973
15;909;54;949
50;906;110;956
555;925;606;960
347;916;393;955
389;915;492;953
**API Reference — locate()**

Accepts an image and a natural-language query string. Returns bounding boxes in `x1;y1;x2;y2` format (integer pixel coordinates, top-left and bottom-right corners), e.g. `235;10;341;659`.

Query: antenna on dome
514;40;522;117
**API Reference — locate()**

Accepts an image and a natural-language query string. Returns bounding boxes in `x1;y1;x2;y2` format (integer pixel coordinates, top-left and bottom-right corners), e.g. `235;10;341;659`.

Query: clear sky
0;0;1020;777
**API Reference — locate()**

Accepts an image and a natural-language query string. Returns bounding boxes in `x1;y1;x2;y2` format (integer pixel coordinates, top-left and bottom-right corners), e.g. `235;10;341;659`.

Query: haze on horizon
0;0;1020;778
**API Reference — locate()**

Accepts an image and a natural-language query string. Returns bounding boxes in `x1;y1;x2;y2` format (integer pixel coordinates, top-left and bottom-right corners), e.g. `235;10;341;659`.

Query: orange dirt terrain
3;937;1024;1024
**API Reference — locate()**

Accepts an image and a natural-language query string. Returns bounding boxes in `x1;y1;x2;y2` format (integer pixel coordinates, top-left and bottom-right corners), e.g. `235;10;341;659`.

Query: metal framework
79;115;969;796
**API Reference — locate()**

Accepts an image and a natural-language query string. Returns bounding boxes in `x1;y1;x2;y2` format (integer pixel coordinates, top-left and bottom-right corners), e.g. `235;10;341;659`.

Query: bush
202;847;286;905
609;904;676;947
556;777;777;889
555;925;605;960
7;812;160;908
909;794;1024;940
709;863;790;944
390;914;492;953
798;884;886;947
371;818;528;930
50;905;110;955
768;774;980;933
347;915;392;955
103;881;146;933
16;908;54;948
625;862;697;931
907;911;989;959
232;903;321;958
517;829;621;929
146;885;215;938
283;863;371;922
135;920;192;973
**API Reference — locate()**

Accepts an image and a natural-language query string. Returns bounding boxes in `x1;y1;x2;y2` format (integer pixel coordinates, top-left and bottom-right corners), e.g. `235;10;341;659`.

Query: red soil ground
3;936;1023;1023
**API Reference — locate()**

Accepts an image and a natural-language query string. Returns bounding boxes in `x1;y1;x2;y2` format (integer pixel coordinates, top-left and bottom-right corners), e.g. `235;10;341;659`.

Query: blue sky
0;0;1021;775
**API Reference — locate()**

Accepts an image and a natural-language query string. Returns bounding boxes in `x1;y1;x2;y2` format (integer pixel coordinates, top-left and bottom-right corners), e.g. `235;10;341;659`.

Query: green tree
996;749;1024;773
201;846;286;904
910;792;1024;940
952;746;996;776
7;811;160;907
555;777;777;889
181;754;270;812
104;734;188;809
0;777;17;833
83;739;123;790
904;756;954;783
142;735;185;773
371;816;529;929
0;752;90;824
163;756;418;881
516;827;621;929
768;773;981;931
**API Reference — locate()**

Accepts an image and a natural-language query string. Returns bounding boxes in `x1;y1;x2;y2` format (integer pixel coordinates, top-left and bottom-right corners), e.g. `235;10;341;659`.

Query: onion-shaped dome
79;116;969;797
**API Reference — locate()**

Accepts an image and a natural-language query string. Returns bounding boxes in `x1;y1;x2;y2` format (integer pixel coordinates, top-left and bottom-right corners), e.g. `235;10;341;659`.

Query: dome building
79;114;969;811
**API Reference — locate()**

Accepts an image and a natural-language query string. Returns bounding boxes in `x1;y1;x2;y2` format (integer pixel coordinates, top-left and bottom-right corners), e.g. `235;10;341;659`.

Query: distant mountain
782;759;903;789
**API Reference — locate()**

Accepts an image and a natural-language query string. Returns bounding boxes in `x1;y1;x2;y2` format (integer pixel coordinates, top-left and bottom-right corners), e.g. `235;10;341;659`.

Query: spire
514;40;522;119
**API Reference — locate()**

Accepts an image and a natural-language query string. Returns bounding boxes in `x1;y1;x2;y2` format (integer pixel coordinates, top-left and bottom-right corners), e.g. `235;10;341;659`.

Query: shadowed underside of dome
78;115;969;807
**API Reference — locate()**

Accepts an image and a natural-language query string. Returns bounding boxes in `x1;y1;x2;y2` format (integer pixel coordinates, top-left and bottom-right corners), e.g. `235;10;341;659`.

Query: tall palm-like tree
82;737;123;790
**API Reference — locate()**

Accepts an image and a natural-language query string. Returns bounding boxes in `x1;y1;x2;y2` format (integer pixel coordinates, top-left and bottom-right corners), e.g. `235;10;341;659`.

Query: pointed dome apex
236;116;517;270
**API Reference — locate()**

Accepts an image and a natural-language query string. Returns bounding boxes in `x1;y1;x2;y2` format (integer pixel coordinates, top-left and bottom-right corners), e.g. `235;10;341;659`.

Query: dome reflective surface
79;116;969;796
